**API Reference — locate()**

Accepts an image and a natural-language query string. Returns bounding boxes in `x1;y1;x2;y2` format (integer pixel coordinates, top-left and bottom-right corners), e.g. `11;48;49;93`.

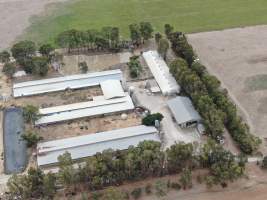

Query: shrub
170;182;181;190
262;156;267;169
154;180;167;197
145;183;152;194
127;56;142;78
131;187;142;199
22;105;40;124
21;131;43;147
0;50;10;63
2;62;16;78
142;113;164;126
79;61;88;73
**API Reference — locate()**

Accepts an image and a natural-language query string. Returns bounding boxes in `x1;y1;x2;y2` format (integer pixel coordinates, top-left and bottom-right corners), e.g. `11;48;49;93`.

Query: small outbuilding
167;96;201;128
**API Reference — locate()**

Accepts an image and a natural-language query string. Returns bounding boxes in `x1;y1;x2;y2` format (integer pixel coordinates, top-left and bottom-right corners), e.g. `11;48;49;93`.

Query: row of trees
169;31;261;154
55;22;154;53
169;58;225;140
7;140;246;199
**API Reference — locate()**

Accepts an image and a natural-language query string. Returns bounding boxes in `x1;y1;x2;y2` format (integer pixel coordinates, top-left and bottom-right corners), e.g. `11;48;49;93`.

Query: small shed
145;79;161;93
167;96;201;128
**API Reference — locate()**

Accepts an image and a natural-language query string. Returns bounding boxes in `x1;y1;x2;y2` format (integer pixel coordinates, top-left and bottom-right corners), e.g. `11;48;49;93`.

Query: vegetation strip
167;29;261;154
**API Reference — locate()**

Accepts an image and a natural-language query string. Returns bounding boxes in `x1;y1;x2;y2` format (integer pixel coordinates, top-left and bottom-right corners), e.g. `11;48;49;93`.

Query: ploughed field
24;0;267;45
187;25;267;153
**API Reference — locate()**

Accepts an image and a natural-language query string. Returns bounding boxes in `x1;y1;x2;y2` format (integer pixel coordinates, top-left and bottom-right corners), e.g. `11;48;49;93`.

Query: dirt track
187;25;267;154
0;0;66;50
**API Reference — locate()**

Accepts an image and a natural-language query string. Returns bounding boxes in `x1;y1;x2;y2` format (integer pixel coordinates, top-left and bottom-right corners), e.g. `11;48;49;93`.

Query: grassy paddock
24;0;267;45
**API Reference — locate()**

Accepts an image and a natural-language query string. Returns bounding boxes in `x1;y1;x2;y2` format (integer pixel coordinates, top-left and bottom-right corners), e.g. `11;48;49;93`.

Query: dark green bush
142;113;164;126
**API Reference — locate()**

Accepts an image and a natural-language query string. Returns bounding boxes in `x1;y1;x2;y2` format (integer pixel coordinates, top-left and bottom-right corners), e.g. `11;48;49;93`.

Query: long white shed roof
37;125;160;166
35;93;134;125
13;69;122;97
143;51;180;95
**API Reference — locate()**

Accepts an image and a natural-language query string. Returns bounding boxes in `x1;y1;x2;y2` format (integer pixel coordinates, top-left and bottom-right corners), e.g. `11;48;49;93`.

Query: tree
23;105;40;124
155;32;162;44
142;113;164;126
164;24;174;38
79;61;88;73
2;62;16;78
127;55;142;78
157;38;169;60
179;168;192;189
199;140;246;187
21;131;43;147
166;143;194;173
140;22;153;43
7;167;45;199
57;152;76;191
0;50;10;63
39;44;54;58
129;23;142;46
43;173;57;199
11;40;36;65
32;56;49;76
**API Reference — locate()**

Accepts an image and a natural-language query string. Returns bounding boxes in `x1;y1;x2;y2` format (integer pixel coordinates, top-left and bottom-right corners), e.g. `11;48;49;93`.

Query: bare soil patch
34;112;141;142
0;0;67;50
187;25;267;154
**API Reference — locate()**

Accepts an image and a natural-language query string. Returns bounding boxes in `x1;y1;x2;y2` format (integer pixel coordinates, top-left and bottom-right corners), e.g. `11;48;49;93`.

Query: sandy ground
187;25;267;154
0;0;67;50
35;112;141;142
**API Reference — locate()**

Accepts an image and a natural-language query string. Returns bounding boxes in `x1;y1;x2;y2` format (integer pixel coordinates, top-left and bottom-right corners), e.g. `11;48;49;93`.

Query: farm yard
23;0;267;45
188;25;267;153
1;0;267;199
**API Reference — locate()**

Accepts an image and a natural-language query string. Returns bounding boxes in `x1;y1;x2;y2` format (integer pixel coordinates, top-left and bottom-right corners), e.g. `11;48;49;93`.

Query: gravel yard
188;25;267;154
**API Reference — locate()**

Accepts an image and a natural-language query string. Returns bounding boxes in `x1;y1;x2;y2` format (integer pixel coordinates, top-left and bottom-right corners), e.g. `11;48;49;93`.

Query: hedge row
169;32;261;154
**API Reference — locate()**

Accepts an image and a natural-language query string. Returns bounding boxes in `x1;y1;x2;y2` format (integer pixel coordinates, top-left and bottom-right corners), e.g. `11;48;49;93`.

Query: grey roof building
167;96;202;128
37;125;160;167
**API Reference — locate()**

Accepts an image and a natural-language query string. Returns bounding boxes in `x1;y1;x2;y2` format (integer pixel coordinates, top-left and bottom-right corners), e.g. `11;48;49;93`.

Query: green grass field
24;0;267;45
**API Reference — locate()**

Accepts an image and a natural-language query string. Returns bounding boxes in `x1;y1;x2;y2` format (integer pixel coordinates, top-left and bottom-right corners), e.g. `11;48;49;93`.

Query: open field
188;25;267;154
0;0;67;50
23;0;267;45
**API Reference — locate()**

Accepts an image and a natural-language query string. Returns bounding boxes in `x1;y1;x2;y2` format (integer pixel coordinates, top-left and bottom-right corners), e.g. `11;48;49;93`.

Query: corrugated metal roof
13;69;122;97
37;125;160;166
143;51;180;95
100;79;125;100
35;93;134;125
167;96;201;125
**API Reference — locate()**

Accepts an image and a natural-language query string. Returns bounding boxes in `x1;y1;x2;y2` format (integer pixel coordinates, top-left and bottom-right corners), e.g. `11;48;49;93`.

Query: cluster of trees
7;140;246;199
10;41;54;77
1;41;54;78
7;168;56;200
55;22;153;53
127;56;142;78
169;31;261;154
129;22;153;46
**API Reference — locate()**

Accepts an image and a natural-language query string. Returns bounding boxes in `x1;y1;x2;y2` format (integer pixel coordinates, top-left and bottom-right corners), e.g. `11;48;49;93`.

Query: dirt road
0;0;67;50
